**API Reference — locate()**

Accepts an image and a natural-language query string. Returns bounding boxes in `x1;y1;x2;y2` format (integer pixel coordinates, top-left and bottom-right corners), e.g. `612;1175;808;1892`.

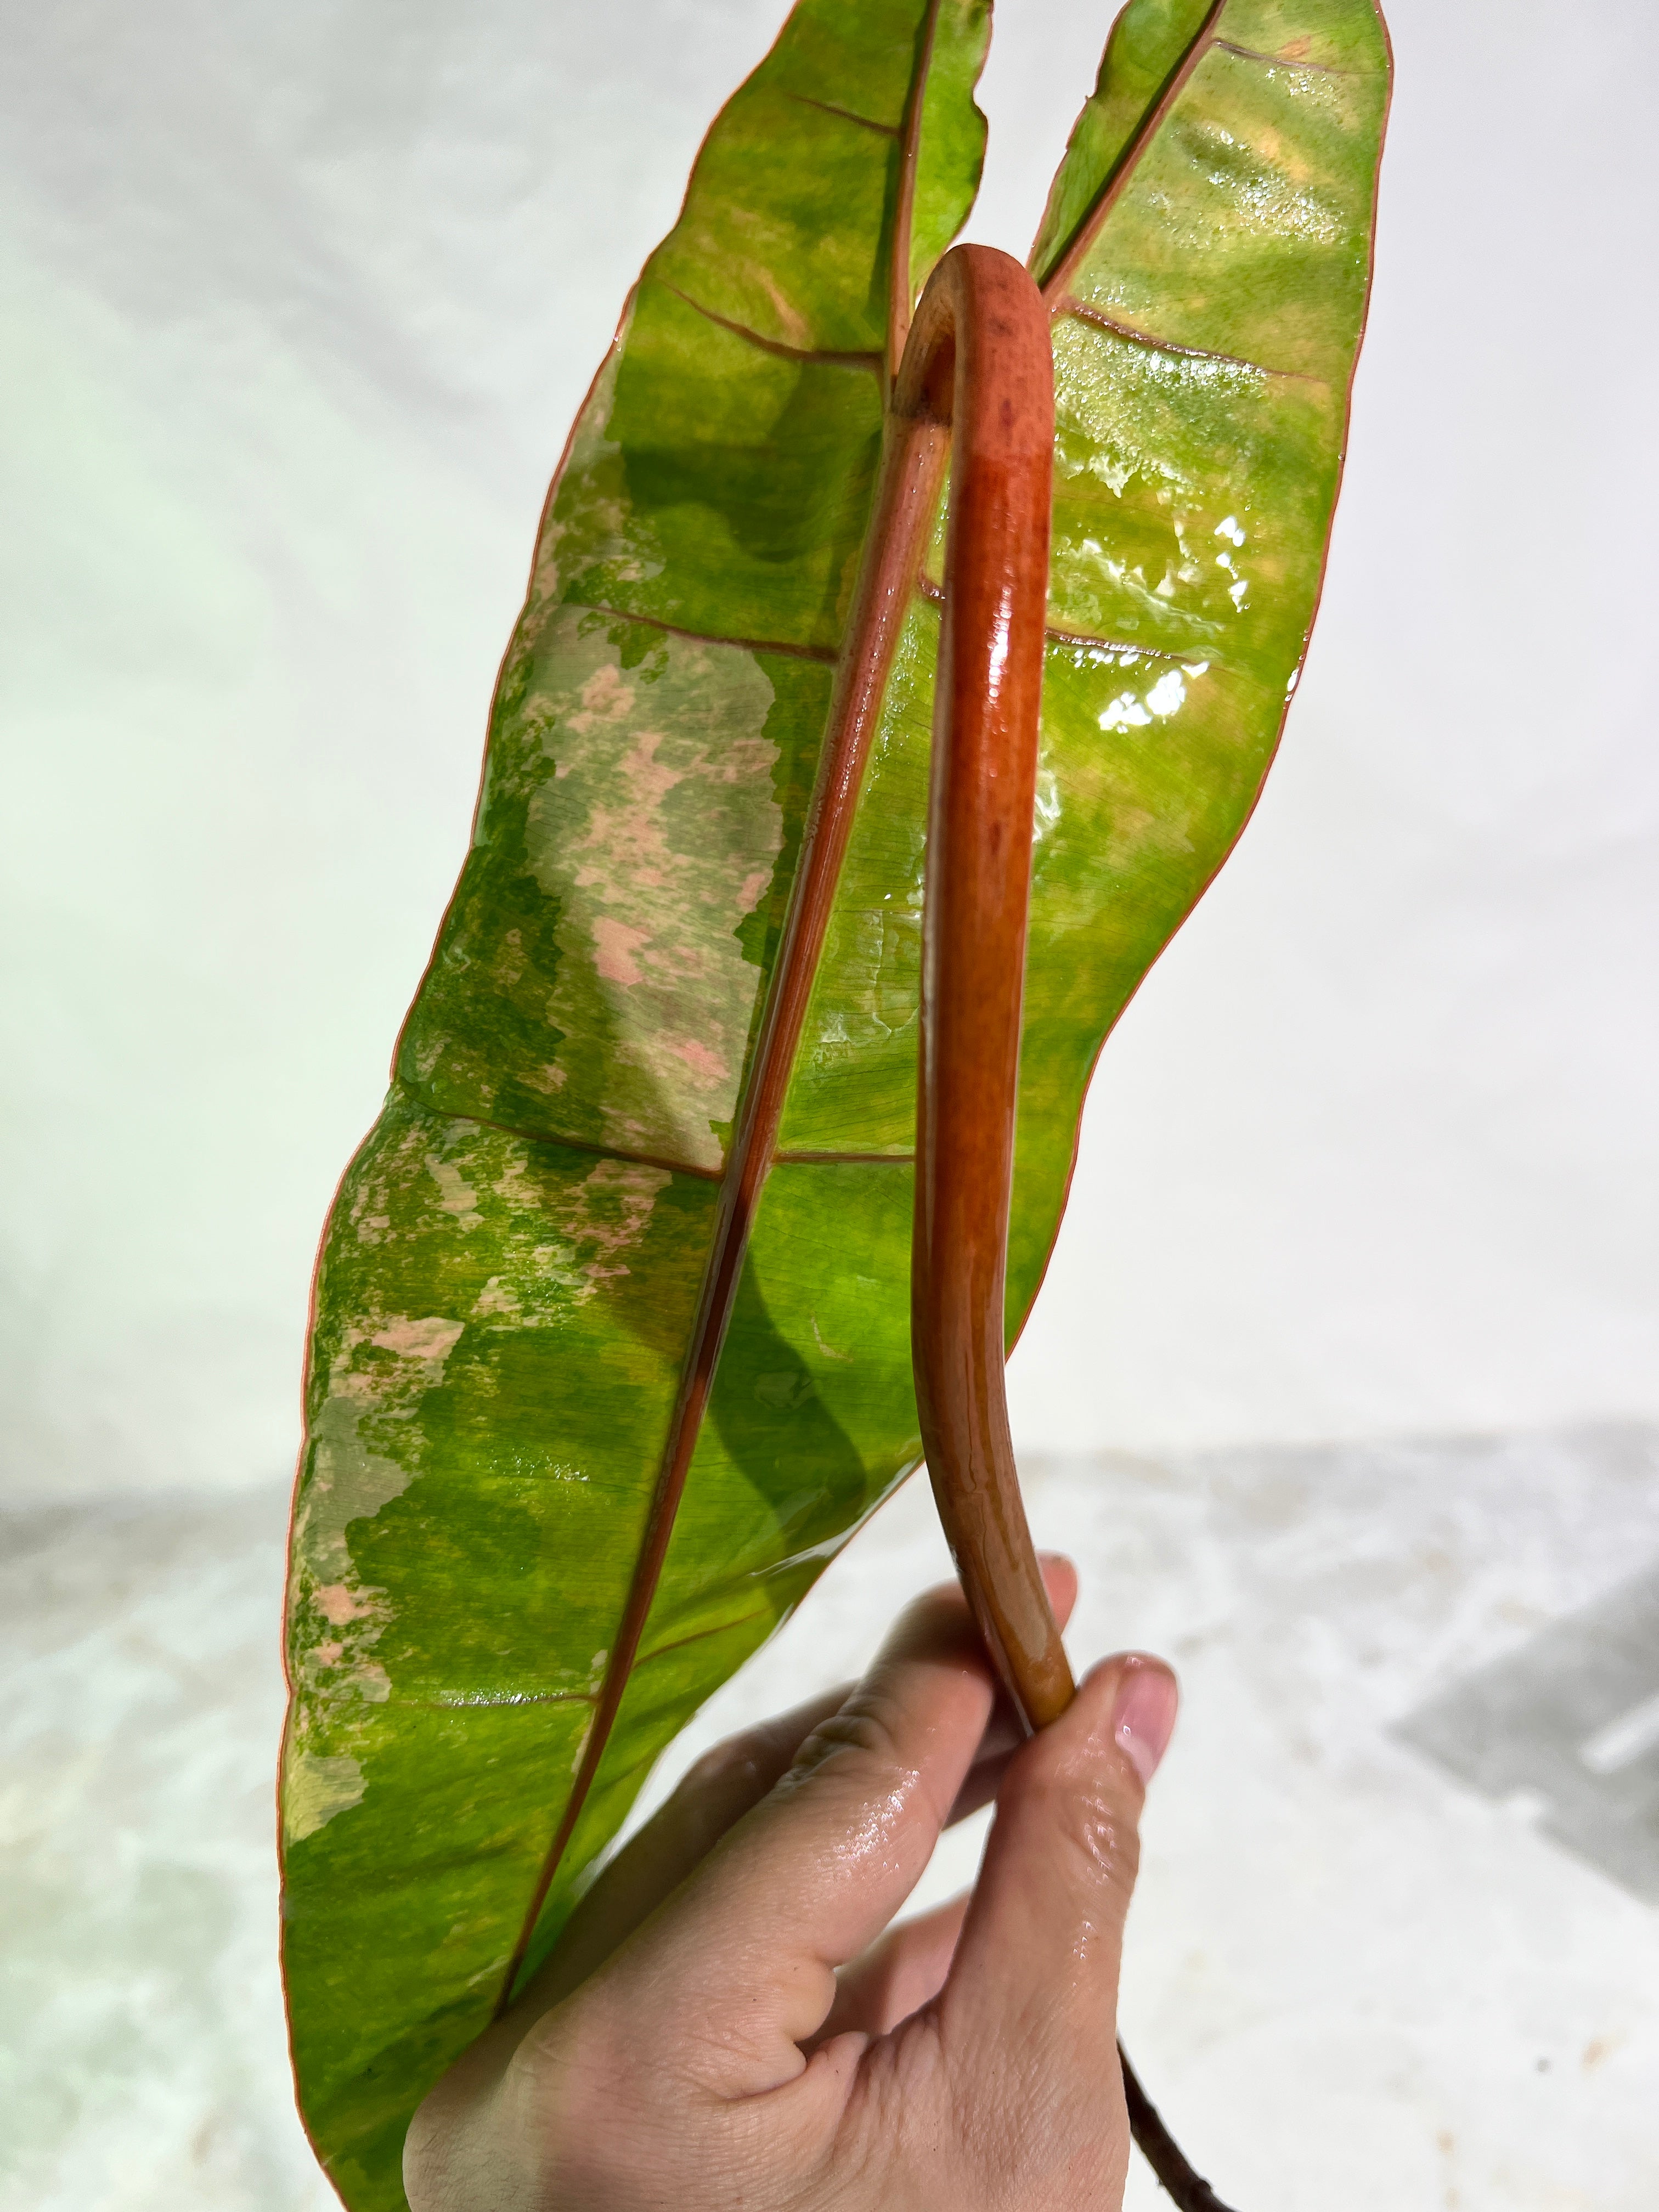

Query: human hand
405;1563;1178;2212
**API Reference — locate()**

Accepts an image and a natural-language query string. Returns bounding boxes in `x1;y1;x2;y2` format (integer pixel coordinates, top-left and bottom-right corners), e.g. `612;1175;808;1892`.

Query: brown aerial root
906;245;1240;2212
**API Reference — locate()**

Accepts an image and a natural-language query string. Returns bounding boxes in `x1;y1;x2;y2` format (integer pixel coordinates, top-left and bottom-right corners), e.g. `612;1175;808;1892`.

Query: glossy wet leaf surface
280;1;1387;2202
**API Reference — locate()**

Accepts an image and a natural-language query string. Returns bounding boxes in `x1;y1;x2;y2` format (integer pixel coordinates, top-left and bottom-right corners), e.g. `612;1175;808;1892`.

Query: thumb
935;1654;1177;2121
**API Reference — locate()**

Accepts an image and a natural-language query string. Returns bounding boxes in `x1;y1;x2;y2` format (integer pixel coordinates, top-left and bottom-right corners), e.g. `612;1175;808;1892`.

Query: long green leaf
280;2;1387;2204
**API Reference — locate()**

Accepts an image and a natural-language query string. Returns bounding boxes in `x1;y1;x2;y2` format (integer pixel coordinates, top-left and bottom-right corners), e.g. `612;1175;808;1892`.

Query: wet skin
404;1562;1179;2212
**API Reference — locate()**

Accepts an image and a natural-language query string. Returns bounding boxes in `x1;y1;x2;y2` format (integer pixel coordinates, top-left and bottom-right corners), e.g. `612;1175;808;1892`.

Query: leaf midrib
488;0;954;2015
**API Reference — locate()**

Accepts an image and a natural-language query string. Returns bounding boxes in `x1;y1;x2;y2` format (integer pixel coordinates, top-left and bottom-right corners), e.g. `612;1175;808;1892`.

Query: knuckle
788;1684;907;1782
1062;1780;1141;1900
1017;1744;1142;1903
1059;1779;1141;1901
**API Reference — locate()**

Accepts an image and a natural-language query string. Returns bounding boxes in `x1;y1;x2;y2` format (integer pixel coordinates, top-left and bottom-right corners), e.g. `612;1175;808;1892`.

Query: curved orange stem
904;249;1239;2212
901;246;1073;1733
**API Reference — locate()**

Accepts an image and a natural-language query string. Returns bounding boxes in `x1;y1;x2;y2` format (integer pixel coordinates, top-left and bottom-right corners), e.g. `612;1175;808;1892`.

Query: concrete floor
3;1425;1657;2210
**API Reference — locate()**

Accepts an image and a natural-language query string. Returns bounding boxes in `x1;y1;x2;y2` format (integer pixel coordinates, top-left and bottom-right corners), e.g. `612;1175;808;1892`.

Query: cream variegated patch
289;1279;470;1757
522;613;783;1170
283;1748;366;1844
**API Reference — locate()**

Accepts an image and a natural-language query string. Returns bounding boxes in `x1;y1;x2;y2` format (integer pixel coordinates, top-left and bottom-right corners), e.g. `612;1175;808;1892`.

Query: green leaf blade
284;1094;716;2207
1006;0;1388;1327
282;2;1387;2200
1030;0;1218;289
579;289;884;648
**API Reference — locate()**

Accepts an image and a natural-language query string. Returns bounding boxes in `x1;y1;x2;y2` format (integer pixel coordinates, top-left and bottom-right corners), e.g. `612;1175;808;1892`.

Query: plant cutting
280;2;1390;2206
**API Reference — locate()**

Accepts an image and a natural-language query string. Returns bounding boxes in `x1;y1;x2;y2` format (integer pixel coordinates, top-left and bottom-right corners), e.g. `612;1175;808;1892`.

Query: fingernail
1111;1661;1178;1786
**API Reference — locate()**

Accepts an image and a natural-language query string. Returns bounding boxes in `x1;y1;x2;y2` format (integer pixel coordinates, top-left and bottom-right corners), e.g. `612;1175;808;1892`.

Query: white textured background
3;1;1658;2207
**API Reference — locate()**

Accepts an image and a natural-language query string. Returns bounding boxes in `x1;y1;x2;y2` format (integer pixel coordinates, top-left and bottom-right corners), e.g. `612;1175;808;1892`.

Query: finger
937;1652;1177;2101
580;1565;1074;2094
525;1681;851;2009
811;1894;969;2046
421;1680;891;2135
531;1556;1076;2012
